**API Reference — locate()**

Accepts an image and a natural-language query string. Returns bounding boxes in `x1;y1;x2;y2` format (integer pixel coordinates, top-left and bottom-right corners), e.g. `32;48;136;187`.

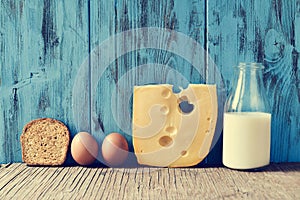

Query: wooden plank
207;0;300;162
0;165;39;198
78;168;105;199
0;163;299;199
0;163;26;190
0;163;22;181
22;167;61;198
0;166;46;198
83;168;107;199
32;167;82;199
89;0;222;165
0;0;89;164
0;0;299;166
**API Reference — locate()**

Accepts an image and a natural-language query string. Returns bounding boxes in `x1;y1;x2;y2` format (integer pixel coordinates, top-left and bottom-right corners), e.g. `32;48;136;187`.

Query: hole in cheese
161;89;171;98
181;150;187;156
178;100;194;114
205;130;210;135
159;136;173;147
172;85;182;94
160;105;169;115
178;96;188;102
165;126;177;135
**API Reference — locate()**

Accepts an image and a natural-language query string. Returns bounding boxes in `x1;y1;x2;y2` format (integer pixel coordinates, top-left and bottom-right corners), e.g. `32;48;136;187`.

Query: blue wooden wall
0;0;299;165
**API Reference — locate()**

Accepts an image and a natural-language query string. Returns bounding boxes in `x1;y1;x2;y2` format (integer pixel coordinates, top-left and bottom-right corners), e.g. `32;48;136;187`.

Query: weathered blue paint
89;0;218;165
0;0;299;165
207;0;300;162
0;0;89;164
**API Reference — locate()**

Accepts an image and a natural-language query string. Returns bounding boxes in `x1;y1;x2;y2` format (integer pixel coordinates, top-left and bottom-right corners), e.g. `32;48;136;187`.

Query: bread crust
20;118;70;166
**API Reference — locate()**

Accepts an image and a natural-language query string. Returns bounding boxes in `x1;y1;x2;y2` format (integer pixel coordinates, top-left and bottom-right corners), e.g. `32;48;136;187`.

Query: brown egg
71;132;99;166
102;132;129;167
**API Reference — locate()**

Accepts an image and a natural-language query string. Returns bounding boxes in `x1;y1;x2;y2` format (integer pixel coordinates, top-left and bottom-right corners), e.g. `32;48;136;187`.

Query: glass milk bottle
223;63;271;170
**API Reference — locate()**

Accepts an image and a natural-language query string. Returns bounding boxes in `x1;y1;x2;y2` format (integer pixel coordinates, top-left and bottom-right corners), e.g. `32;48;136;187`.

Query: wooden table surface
0;163;299;200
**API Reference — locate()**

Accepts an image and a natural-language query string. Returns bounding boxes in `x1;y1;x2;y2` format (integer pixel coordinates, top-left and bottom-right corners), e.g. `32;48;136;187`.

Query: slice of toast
20;118;70;166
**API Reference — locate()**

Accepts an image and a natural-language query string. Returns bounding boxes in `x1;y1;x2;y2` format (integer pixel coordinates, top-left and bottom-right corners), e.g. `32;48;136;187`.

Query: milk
223;112;271;169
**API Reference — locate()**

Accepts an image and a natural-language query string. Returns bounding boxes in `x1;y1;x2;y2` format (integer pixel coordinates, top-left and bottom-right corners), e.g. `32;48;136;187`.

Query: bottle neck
235;64;264;95
228;63;270;113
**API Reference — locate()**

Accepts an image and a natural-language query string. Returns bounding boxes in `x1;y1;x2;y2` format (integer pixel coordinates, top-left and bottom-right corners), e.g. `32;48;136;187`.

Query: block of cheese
132;84;217;167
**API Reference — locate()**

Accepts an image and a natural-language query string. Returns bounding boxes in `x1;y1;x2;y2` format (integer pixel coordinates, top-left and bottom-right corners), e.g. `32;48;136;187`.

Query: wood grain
89;0;222;165
0;0;299;165
207;0;300;162
0;0;89;164
0;163;299;199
